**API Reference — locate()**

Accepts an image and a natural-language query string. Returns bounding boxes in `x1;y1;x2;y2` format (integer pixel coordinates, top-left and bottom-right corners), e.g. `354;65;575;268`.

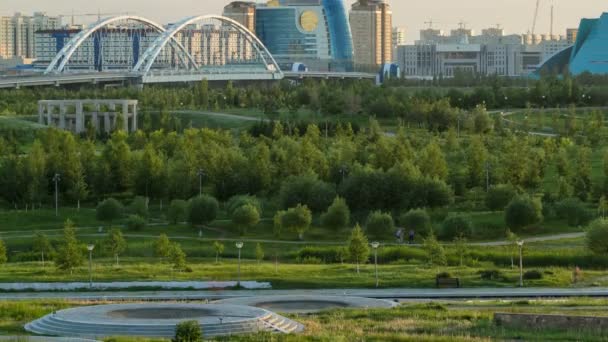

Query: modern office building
255;0;353;71
537;12;608;76
0;12;61;59
392;26;406;59
223;1;257;33
350;0;392;70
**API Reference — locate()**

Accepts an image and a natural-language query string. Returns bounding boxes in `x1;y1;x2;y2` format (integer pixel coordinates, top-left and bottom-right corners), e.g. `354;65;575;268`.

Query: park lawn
0;258;598;289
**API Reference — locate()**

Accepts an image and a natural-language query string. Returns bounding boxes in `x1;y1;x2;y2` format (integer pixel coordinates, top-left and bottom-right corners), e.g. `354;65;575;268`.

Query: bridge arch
133;15;280;75
44;15;196;74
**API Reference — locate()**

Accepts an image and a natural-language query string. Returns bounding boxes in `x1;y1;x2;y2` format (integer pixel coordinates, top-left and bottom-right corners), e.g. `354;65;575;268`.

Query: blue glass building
537;12;608;76
256;0;353;71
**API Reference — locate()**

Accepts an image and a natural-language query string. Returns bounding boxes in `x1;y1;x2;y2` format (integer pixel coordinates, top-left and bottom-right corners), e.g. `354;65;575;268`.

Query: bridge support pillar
59;104;66;129
122;101;129;132
104;112;111;134
75;102;84;134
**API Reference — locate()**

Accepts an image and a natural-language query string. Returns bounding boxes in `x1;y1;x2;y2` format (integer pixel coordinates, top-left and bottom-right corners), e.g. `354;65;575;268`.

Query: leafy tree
453;235;468;267
365;211;395;238
173;320;202;342
556;198;591;227
129;196;149;219
0;239;6;265
55;219;84;274
255;243;265;264
188;195;219;235
506;229;519;268
23;140;47;208
346;224;371;275
439;214;474;240
279;174;336;212
226;195;262;216
168;199;188;224
232;204;260;236
418;140;448;181
155;234;171;262
400;209;432;238
96;198;123;228
33;232;54;267
321;197;350;231
123;214;145;232
279;204;312;240
587;219;608;255
485;184;517;211
505;195;543;231
423;232;447;266
472;106;493;134
467;135;488;188
169;242;187;271
213;241;224;263
104;228;127;266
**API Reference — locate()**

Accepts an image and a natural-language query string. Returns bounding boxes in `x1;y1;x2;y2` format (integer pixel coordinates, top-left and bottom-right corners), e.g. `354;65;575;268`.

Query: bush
96;198;123;226
279;174;336;212
400;209;432;238
587;219;608;255
439;214;473;240
436;272;452;279
478;269;506;281
523;270;543;280
232;204;260;235
555;198;591;227
188;195;219;226
173;320;202;342
365;211;395;238
129;196;149;219
320;197;350;230
505;195;543;231
126;215;146;231
485;184;516;211
167;199;188;224
226;195;262;216
296;246;349;264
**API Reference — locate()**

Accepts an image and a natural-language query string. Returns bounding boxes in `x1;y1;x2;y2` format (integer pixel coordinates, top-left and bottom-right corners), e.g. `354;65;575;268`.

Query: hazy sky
2;0;606;42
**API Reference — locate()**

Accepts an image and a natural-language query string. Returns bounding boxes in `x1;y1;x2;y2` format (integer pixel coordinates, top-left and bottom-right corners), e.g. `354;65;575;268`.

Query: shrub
167;199;188;224
96;198;123;227
173;320;202;342
232;204;260;235
439;214;473;240
129;196;149;219
226;195;262;216
523;270;543;280
555;198;591;227
188;195;219;226
478;269;505;281
485;184;516;211
320;197;350;230
365;211;395;238
505;195;543;231
279;174;336;212
436;272;452;279
126;215;146;231
587;219;608;255
400;209;432;238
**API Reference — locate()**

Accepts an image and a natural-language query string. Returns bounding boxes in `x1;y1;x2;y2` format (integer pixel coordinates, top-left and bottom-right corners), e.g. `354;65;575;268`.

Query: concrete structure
223;1;257;33
217;295;397;313
255;0;354;72
537;12;608;76
38;99;138;134
350;0;392;70
0;12;61;59
25;303;303;339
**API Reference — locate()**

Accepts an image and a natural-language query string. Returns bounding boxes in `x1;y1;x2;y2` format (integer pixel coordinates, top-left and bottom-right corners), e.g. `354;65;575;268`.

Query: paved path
2;287;608;301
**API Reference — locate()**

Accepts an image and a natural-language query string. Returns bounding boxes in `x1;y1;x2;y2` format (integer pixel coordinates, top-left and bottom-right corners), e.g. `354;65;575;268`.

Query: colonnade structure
38;99;138;134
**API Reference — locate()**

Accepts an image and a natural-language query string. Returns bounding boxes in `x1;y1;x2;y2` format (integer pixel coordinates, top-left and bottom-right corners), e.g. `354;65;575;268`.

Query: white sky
1;0;606;42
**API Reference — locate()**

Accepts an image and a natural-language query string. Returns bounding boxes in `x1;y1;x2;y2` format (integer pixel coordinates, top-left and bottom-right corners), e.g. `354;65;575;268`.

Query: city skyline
1;0;605;42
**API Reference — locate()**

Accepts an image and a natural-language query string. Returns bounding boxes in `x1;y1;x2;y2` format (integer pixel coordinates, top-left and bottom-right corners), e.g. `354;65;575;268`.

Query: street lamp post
53;173;61;217
197;169;205;196
371;242;380;288
517;240;524;287
236;242;244;287
87;244;95;289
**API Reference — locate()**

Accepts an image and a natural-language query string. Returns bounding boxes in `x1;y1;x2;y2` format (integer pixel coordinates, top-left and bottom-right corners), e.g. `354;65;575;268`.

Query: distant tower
350;0;393;70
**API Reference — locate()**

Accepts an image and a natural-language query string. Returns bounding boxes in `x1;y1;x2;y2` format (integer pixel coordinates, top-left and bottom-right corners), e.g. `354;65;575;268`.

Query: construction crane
531;0;541;35
58;11;131;26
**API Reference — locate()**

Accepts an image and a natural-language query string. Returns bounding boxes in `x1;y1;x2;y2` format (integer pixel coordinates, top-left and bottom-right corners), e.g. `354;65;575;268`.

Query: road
1;287;608;301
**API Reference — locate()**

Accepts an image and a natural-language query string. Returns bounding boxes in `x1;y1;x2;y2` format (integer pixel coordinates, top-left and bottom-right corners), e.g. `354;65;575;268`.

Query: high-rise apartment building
350;0;392;70
223;1;257;33
566;28;578;44
0;12;61;59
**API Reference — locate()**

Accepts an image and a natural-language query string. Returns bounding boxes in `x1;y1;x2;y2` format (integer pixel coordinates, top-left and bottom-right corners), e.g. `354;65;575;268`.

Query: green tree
255;243;265;264
169;242;187;271
155;234;171;262
506;229;519;268
586;219;608;255
321;197;351;231
55;219;84;274
485;184;517;211
129;196;149;220
348;224;370;274
279;204;312;240
104;228;127;266
96;198;123;228
168;199;188;224
440;214;474;240
505;195;543;231
453;234;468;267
126;214;147;231
213;241;224;264
365;211;395;238
466;135;488;188
226;195;262;216
188;195;219;236
0;239;6;265
400;209;432;238
174;320;202;342
423;232;447;266
556;198;591;227
23;140;47;208
418;140;448;181
33;231;54;267
232;204;260;236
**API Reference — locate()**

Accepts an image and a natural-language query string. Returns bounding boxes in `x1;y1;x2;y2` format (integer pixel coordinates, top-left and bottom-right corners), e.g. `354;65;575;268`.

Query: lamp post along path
517;240;524;287
236;242;244;287
87;244;95;289
371;242;380;288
